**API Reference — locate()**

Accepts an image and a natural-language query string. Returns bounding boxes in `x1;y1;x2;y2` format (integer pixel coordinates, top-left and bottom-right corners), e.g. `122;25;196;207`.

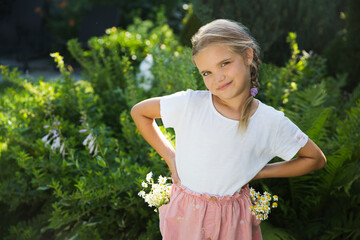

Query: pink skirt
159;184;262;240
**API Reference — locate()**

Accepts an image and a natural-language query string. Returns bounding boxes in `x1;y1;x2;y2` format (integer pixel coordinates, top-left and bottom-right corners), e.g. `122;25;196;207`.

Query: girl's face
193;44;253;102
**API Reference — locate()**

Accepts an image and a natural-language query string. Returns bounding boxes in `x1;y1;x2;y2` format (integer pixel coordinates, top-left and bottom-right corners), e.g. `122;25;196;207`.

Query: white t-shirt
160;89;309;197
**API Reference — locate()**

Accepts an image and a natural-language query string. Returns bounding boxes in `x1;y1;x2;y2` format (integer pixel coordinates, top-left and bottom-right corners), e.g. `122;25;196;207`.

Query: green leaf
333;161;360;195
96;156;107;168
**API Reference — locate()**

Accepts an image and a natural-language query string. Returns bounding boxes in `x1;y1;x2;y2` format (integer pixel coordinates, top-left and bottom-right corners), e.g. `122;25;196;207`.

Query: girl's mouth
217;81;232;90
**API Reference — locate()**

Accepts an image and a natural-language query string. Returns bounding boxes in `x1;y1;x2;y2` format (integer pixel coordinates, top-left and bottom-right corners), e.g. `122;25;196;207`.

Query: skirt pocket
159;184;177;235
159;193;176;236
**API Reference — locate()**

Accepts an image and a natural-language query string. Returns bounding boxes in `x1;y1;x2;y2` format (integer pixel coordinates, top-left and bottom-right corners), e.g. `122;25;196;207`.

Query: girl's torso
164;90;276;197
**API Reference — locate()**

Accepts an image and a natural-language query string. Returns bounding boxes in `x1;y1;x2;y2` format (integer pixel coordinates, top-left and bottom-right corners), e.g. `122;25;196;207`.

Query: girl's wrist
252;173;260;181
254;167;267;181
170;168;178;177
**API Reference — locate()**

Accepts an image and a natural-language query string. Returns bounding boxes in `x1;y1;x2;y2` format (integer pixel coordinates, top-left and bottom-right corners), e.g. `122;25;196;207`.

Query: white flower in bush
139;172;172;212
79;112;99;156
137;54;154;91
82;132;98;155
41;119;65;157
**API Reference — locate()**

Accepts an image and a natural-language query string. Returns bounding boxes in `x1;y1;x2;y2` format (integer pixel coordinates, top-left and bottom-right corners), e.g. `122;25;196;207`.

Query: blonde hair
191;19;261;134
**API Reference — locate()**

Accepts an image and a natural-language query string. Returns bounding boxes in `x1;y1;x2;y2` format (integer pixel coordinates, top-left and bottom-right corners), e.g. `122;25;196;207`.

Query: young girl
131;19;326;240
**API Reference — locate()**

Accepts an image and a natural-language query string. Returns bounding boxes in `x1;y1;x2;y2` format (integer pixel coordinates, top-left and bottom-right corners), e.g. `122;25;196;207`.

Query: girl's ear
244;48;254;66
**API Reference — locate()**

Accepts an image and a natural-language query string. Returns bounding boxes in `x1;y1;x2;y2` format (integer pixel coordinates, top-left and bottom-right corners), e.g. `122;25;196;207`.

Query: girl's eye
202;71;210;77
221;62;230;67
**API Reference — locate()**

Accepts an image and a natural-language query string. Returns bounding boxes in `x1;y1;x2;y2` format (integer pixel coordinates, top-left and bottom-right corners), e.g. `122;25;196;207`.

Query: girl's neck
212;92;251;112
211;93;258;121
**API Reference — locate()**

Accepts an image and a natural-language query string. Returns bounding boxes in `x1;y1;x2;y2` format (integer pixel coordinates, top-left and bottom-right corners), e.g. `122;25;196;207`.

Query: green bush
324;0;360;93
253;33;360;240
43;0;185;50
179;4;203;47
190;0;345;66
67;13;183;135
0;17;359;240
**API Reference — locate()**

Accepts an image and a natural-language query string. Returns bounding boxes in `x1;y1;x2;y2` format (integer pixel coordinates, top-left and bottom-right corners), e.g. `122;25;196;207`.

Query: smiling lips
217;81;232;90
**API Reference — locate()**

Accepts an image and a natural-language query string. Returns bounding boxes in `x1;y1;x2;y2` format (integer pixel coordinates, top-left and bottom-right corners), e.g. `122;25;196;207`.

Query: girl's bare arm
130;97;181;185
252;138;326;180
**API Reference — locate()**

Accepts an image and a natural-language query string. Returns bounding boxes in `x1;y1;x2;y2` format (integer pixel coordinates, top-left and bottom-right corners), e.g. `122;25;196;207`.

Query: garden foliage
190;0;345;66
324;0;360;93
43;0;185;49
0;17;359;240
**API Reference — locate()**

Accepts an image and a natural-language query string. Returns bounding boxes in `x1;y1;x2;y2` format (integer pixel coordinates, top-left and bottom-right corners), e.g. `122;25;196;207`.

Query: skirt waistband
172;184;250;203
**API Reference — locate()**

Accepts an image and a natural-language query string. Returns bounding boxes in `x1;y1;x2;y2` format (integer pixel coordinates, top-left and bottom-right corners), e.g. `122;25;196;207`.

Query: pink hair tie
250;87;258;97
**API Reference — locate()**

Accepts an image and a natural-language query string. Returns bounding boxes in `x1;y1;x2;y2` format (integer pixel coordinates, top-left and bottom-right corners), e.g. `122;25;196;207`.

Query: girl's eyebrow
199;57;232;75
220;57;232;63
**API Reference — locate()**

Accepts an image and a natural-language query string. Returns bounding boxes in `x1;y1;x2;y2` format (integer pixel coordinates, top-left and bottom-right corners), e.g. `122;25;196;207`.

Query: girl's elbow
130;107;140;123
130;103;153;123
316;154;327;170
130;104;140;119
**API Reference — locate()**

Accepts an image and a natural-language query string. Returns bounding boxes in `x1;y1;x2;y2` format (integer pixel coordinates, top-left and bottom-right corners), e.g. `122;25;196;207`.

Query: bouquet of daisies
138;172;172;212
249;187;279;220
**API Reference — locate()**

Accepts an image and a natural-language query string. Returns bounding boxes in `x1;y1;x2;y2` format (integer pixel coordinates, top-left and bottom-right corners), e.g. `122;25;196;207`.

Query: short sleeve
271;112;309;161
160;90;192;129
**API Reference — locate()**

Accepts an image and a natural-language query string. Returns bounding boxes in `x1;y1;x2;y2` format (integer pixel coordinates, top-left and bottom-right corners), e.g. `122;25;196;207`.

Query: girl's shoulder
181;89;209;96
190;89;210;97
256;100;286;121
188;89;211;104
161;89;209;108
168;89;207;95
171;89;210;101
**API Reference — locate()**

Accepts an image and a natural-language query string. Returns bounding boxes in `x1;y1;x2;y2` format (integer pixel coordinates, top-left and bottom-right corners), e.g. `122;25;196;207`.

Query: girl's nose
216;73;226;82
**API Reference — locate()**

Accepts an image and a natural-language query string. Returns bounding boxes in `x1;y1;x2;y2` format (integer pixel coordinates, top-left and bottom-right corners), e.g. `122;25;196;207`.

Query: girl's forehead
193;44;237;67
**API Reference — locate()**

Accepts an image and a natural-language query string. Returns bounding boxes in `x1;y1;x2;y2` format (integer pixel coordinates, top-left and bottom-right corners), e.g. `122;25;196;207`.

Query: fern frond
341;79;360;111
288;173;321;207
321;211;360;240
318;97;360;195
288;81;327;115
332;161;360;195
305;107;332;143
286;81;329;132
